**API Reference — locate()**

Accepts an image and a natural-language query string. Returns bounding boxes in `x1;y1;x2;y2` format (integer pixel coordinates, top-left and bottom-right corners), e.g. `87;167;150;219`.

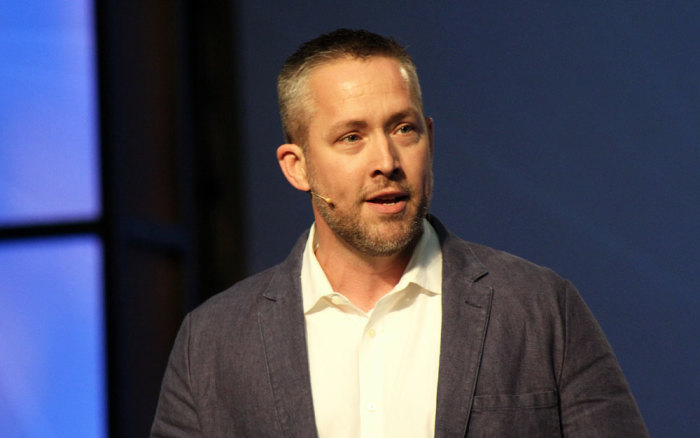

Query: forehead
305;56;419;117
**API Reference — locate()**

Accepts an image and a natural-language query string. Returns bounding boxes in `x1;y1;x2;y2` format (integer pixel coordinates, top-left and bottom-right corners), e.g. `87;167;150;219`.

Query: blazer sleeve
150;314;204;438
558;281;649;437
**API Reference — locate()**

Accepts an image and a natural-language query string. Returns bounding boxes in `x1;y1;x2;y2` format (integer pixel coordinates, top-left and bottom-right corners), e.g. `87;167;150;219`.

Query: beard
311;177;432;257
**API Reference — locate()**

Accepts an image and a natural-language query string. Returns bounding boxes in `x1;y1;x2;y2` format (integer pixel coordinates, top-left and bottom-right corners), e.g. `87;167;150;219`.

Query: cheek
313;162;361;194
407;153;432;183
417;165;434;198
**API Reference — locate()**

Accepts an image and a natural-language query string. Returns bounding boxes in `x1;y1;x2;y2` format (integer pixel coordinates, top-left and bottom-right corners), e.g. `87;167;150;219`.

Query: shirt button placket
359;319;382;437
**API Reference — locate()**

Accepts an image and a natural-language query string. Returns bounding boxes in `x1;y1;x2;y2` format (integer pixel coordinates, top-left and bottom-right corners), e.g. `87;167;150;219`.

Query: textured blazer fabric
151;216;649;437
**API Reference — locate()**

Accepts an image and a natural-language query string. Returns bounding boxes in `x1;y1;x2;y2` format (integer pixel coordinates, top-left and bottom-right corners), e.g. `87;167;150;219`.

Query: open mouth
366;194;409;205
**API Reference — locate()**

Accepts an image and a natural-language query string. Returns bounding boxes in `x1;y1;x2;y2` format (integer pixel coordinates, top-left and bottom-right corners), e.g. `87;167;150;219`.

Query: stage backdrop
236;2;699;437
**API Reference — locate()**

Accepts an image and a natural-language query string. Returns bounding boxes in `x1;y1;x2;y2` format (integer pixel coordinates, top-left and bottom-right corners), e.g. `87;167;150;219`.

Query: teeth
373;198;398;204
368;195;404;204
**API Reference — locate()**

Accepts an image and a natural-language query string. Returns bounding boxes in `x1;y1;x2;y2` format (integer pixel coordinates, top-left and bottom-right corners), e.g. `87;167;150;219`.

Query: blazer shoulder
189;264;281;322
431;215;567;293
473;241;562;278
452;238;571;301
183;228;308;341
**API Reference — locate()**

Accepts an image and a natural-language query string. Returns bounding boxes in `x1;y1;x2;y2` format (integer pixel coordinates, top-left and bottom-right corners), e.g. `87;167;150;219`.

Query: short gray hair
277;29;423;147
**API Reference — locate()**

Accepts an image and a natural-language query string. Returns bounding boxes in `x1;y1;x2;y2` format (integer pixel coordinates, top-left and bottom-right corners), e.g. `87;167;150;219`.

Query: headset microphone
309;191;334;206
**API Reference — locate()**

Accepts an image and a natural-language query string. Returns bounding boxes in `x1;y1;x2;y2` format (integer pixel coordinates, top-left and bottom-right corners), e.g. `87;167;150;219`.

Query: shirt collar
301;218;443;314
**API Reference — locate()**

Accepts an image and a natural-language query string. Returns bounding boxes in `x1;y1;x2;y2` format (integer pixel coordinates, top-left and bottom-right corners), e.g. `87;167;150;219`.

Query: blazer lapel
257;232;319;438
254;219;492;437
430;217;493;438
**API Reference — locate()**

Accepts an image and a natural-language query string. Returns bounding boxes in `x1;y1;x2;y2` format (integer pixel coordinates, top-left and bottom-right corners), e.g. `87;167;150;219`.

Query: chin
362;218;424;256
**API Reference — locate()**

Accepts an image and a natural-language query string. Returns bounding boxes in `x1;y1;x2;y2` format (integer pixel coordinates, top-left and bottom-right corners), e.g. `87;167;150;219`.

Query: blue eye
397;124;414;134
341;134;360;143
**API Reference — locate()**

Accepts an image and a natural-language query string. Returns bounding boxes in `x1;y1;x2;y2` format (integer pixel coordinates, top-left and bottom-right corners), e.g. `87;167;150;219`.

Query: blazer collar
258;217;492;437
429;215;493;437
258;229;319;438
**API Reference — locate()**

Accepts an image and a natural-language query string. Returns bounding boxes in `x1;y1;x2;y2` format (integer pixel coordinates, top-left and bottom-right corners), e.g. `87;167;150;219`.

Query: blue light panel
0;236;105;437
0;0;99;225
0;0;105;436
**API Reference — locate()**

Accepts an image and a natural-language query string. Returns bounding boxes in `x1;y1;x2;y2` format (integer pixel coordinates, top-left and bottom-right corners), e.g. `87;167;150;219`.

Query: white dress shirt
301;219;443;438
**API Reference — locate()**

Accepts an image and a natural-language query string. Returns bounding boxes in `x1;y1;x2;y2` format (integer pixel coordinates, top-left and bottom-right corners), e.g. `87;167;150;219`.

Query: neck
313;224;418;312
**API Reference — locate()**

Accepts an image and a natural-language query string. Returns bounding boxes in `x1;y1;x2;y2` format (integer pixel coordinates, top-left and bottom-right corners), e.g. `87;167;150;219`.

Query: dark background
97;1;699;436
239;3;699;436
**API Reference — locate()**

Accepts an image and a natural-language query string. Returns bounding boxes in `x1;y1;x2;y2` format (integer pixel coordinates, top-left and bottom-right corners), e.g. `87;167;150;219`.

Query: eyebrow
327;109;421;134
386;109;419;127
328;119;368;134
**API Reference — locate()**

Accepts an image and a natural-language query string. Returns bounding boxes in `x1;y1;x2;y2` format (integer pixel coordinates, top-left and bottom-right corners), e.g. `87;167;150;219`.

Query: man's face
303;56;433;257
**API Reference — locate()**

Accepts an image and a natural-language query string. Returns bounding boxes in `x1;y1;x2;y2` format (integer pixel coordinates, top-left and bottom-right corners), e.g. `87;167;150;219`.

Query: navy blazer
151;216;648;437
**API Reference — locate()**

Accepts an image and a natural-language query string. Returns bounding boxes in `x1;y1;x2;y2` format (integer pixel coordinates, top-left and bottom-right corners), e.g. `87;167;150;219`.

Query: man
151;29;648;437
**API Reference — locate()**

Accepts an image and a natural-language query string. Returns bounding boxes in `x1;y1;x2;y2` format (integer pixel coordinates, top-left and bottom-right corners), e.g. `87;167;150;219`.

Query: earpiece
309;191;334;206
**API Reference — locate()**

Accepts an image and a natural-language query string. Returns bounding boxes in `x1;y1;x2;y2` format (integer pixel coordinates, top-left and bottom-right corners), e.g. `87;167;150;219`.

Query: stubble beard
311;178;432;257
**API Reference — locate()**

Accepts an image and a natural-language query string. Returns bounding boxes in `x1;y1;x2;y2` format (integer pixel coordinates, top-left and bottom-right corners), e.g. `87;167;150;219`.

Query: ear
425;116;435;156
277;143;310;191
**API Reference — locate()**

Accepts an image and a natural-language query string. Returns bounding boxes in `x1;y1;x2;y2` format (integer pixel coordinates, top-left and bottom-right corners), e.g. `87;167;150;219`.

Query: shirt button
367;328;377;338
367;403;377;412
330;295;344;305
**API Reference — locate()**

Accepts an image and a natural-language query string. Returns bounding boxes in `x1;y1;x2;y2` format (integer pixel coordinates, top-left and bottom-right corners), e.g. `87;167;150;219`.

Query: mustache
359;179;414;200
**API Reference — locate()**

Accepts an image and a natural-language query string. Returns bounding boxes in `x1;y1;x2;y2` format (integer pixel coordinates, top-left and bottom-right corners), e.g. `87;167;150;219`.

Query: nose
371;133;400;178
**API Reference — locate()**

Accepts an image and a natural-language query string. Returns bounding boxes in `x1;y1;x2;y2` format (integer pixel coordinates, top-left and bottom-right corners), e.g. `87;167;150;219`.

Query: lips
366;191;409;205
365;190;409;214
